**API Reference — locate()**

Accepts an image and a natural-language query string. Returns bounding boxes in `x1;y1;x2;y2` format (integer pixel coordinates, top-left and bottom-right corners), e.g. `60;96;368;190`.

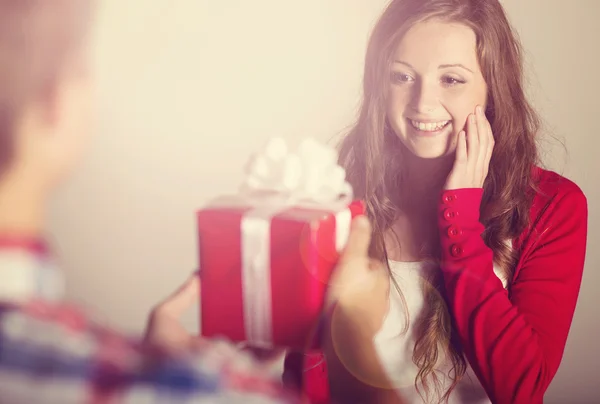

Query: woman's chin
394;128;458;160
405;144;456;160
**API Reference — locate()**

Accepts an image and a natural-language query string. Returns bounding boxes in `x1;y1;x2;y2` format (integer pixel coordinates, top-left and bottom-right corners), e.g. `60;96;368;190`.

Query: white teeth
410;120;450;132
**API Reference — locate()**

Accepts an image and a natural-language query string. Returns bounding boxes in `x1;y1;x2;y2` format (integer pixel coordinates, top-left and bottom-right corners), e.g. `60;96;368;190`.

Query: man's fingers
339;216;372;264
241;346;286;362
156;272;200;317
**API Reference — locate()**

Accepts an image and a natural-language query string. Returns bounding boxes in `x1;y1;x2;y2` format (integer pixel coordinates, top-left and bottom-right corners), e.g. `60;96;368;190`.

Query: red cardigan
283;167;588;404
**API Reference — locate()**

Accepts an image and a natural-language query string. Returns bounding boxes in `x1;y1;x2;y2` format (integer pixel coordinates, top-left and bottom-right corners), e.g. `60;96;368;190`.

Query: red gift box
197;198;365;350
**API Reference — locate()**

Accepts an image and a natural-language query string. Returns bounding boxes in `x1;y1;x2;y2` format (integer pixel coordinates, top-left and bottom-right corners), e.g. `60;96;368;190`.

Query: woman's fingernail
476;105;483;114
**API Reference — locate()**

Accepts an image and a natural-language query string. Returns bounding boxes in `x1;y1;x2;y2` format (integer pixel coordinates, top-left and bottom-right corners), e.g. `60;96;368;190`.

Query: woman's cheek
442;93;477;129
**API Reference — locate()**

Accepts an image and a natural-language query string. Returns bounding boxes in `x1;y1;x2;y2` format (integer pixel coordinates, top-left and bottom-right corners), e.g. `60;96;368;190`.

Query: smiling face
387;19;488;159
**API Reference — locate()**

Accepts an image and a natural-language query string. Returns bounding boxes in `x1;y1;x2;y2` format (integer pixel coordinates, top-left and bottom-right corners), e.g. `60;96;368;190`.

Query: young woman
283;0;588;403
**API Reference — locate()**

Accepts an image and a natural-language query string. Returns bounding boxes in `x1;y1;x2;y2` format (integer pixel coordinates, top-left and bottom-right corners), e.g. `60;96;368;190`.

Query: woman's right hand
444;105;494;190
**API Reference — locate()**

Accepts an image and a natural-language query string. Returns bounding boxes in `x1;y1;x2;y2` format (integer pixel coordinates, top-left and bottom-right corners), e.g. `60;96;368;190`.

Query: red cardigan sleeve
438;181;587;404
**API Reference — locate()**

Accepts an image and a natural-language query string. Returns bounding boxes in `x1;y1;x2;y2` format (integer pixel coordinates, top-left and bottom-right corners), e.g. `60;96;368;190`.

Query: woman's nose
410;81;439;114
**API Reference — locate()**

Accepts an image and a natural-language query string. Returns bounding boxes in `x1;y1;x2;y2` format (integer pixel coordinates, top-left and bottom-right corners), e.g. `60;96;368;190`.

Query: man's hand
324;216;404;403
326;215;389;329
144;272;202;353
144;272;284;364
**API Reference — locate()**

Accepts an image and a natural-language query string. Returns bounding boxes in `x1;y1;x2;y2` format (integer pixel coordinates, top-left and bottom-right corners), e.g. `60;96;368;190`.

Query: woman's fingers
444;105;495;189
443;131;467;190
475;106;489;180
466;113;479;183
483;117;495;179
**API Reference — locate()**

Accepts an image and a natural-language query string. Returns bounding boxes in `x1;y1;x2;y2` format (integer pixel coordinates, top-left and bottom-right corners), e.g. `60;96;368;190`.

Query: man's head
0;0;94;192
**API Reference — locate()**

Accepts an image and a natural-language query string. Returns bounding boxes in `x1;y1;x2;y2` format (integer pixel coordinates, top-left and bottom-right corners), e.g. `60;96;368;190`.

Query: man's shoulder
0;301;142;377
0;302;296;403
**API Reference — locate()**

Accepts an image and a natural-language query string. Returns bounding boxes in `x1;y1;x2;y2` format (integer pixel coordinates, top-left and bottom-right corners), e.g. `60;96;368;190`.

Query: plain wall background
47;1;599;402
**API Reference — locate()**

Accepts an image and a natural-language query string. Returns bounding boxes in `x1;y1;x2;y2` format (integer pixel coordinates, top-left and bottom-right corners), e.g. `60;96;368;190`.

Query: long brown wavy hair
338;0;540;401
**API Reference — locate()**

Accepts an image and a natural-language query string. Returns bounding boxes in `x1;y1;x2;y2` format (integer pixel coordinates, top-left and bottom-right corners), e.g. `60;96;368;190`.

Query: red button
442;193;458;205
443;209;459;221
450;244;463;257
447;225;463;238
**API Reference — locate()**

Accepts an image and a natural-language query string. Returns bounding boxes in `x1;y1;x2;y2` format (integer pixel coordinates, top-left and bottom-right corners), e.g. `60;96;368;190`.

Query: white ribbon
238;137;353;347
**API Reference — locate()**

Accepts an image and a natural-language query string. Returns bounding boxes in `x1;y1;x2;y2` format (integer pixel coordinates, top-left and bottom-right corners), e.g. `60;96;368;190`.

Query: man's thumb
156;272;200;317
339;215;372;263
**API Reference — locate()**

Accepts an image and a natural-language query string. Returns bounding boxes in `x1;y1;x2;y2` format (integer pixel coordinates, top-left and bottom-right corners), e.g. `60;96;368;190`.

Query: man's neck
0;171;46;239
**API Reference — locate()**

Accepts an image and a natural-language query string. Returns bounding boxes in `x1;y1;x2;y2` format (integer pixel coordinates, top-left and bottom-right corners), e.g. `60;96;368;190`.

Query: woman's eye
442;76;465;86
391;72;413;83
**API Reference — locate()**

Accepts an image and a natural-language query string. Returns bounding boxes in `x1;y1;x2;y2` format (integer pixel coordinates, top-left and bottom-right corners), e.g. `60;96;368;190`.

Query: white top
373;260;508;403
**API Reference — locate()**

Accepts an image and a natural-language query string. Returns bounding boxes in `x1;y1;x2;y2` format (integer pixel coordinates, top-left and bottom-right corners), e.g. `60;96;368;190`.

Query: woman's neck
385;152;454;262
400;152;454;214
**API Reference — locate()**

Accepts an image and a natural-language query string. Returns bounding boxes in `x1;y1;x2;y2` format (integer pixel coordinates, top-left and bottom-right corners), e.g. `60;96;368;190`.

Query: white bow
241;137;352;205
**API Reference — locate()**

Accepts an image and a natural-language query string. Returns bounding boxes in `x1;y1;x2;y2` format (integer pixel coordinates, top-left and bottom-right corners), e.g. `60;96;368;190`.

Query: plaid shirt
0;238;299;404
